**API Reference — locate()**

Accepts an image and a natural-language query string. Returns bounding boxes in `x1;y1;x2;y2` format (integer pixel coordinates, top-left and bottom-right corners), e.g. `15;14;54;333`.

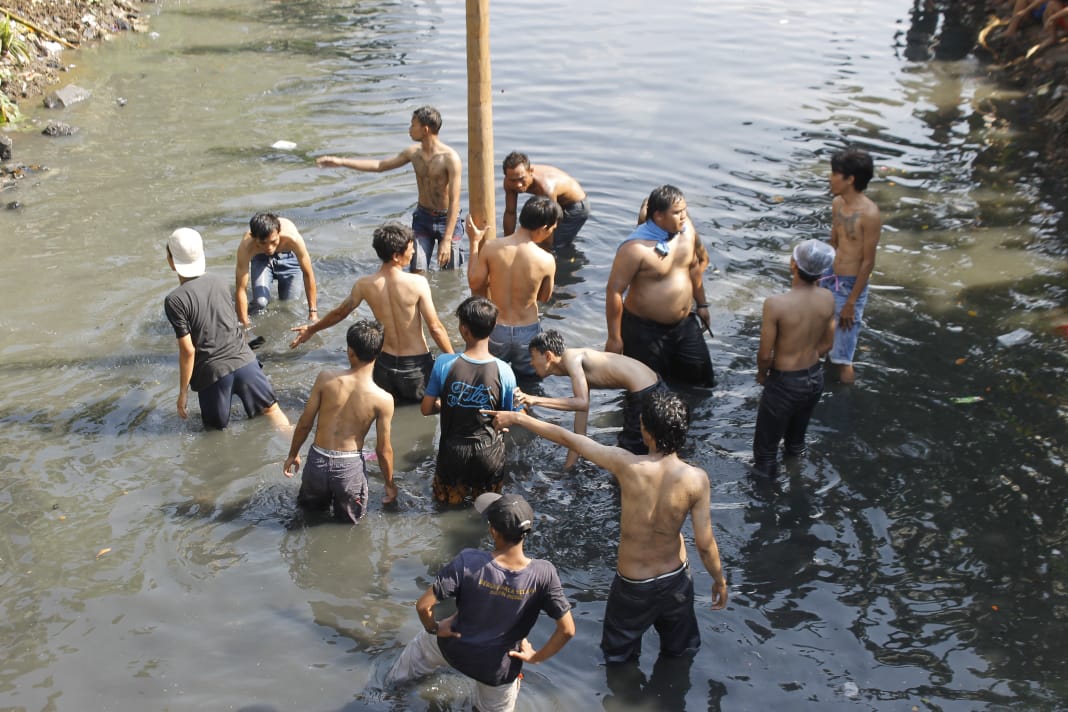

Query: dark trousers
752;364;823;477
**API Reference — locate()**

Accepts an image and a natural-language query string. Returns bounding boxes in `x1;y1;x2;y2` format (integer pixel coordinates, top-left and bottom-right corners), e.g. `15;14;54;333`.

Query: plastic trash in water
271;140;297;150
996;328;1032;347
951;396;985;404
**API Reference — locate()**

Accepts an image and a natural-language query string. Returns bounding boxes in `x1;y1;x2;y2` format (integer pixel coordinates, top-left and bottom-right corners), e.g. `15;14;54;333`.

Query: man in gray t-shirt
164;228;289;430
387;493;574;711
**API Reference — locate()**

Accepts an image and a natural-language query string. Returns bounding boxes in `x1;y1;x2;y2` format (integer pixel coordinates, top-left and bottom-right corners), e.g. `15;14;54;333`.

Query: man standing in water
605;185;714;387
289;223;453;403
753;240;836;477
484;390;728;664
234;212;318;328
827;147;881;384
502;151;589;251
422;297;517;504
387;492;574;711
284;320;396;514
316;106;463;272
164;228;289;430
466;196;559;382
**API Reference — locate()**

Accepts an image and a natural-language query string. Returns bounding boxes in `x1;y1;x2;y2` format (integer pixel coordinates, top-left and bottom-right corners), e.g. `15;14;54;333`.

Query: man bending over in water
521;329;667;468
285;320;397;514
502;151;589;251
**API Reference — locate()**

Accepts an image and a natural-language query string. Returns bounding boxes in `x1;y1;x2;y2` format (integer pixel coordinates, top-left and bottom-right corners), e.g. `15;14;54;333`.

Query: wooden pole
465;0;495;242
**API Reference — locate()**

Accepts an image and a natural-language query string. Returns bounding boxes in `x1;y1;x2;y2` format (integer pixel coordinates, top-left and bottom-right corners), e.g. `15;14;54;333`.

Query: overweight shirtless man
484;389;727;664
827;148;881;384
466;196;560;382
502;151;588;251
317;106;463;272
289;223;453;403
605;185;714;387
284;320;396;514
234;212;318;327
753;240;836;478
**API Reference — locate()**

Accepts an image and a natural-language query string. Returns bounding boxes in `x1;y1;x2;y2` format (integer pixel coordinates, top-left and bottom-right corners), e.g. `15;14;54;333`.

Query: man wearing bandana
605;185;715;387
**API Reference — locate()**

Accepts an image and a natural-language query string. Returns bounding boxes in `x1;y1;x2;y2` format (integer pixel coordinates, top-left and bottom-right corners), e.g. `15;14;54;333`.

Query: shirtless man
753;240;836;478
521;329;667;468
289;223;453;403
317;106;463;272
235;212;318;327
502;151;589;251
284;320;397;514
605;185;714;387
828;148;881;384
484;389;728;664
466;196;559;382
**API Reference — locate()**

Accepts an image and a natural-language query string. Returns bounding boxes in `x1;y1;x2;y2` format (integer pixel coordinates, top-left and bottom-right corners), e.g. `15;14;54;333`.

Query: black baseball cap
474;493;535;539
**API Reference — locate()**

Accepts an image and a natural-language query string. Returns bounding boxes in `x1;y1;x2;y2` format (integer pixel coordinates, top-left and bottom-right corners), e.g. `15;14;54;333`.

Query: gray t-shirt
164;273;254;392
434;548;571;687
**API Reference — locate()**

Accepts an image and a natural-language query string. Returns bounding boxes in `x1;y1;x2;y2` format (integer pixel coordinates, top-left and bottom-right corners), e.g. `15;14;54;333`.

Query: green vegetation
0;13;28;124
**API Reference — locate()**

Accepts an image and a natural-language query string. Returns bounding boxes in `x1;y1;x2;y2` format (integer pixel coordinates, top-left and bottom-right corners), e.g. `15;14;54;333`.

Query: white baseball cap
167;228;206;278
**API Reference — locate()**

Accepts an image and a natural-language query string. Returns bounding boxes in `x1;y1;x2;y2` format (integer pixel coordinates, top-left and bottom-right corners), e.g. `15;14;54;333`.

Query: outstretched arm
483;410;632;474
316;147;414;173
466;217;491;297
290;290;359;348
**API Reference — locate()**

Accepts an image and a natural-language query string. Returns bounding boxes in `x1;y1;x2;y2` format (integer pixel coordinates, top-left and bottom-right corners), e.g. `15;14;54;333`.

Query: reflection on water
0;0;1065;710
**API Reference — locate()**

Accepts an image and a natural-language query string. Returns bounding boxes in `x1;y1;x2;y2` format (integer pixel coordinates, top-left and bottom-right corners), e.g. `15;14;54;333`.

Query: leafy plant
1;13;31;64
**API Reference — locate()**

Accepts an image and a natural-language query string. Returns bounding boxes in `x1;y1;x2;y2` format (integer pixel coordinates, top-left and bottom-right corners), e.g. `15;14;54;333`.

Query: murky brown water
1;1;1065;710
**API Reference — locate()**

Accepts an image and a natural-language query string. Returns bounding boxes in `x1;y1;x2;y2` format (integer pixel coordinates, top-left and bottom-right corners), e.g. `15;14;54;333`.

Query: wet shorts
621;309;714;388
197;359;278;430
297;445;368;523
551;197;590;251
489;321;541;383
373;351;434;403
433;438;506;504
601;563;699;664
412;205;464;272
618;378;669;454
820;273;869;366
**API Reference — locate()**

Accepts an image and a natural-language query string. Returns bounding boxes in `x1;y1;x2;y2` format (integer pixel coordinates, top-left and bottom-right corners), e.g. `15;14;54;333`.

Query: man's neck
840;189;865;209
493;542;530;569
420;134;440;153
463;338;492;360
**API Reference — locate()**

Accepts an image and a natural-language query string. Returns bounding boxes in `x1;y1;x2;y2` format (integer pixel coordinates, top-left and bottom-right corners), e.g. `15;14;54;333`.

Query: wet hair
372;223;414;262
645;185;685;222
830;148;874;192
640;390;690;455
249;212;281;241
456;296;498;339
346;320;384;363
528;329;565;357
518;196;563;231
412;106;442;134
503;151;530;173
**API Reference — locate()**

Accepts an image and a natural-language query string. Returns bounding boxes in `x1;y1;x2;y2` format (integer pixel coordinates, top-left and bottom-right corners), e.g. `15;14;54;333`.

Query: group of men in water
161;105;880;710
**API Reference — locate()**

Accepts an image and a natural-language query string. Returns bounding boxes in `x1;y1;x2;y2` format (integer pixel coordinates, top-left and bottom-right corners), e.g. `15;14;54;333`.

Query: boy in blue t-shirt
421;296;517;504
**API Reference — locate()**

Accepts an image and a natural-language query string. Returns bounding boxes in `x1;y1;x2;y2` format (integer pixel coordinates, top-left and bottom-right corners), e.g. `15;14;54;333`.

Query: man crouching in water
284;320;396;516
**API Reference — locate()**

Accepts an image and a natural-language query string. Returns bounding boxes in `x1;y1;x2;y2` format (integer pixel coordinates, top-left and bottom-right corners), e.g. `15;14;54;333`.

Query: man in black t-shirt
164;228;289;430
387;493;574;711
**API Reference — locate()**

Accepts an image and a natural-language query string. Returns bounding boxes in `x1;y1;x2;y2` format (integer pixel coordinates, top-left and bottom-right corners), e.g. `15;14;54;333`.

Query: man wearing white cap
752;239;836;477
387;492;575;711
164;228;290;430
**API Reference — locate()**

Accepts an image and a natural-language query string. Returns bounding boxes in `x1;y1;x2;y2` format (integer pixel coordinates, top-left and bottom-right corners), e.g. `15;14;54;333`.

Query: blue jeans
752;364;823;477
411;205;464;271
822;273;868;365
250;251;301;311
489;321;541;382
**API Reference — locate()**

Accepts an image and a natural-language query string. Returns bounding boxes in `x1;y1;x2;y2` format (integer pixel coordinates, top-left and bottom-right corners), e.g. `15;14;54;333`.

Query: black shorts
197;360;278;430
373;351;434;403
621;309;714;388
601;563;700;663
297;446;368;523
433;438;506;504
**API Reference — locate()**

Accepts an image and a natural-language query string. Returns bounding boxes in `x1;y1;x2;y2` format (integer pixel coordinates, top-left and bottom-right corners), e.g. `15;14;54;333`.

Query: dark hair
645;185;685;222
456;296;497;339
830;148;874;192
412;106;442;134
346;320;384;362
249;212;281;241
372;223;413;262
796;269;821;284
503;151;530;172
640;390;690;455
518;196;563;231
528;329;565;357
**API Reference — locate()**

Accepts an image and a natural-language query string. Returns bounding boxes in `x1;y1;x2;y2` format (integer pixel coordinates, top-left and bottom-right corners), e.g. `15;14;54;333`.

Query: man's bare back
477;237;555;325
758;287;835;376
310;368;391;452
561;349;659;394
